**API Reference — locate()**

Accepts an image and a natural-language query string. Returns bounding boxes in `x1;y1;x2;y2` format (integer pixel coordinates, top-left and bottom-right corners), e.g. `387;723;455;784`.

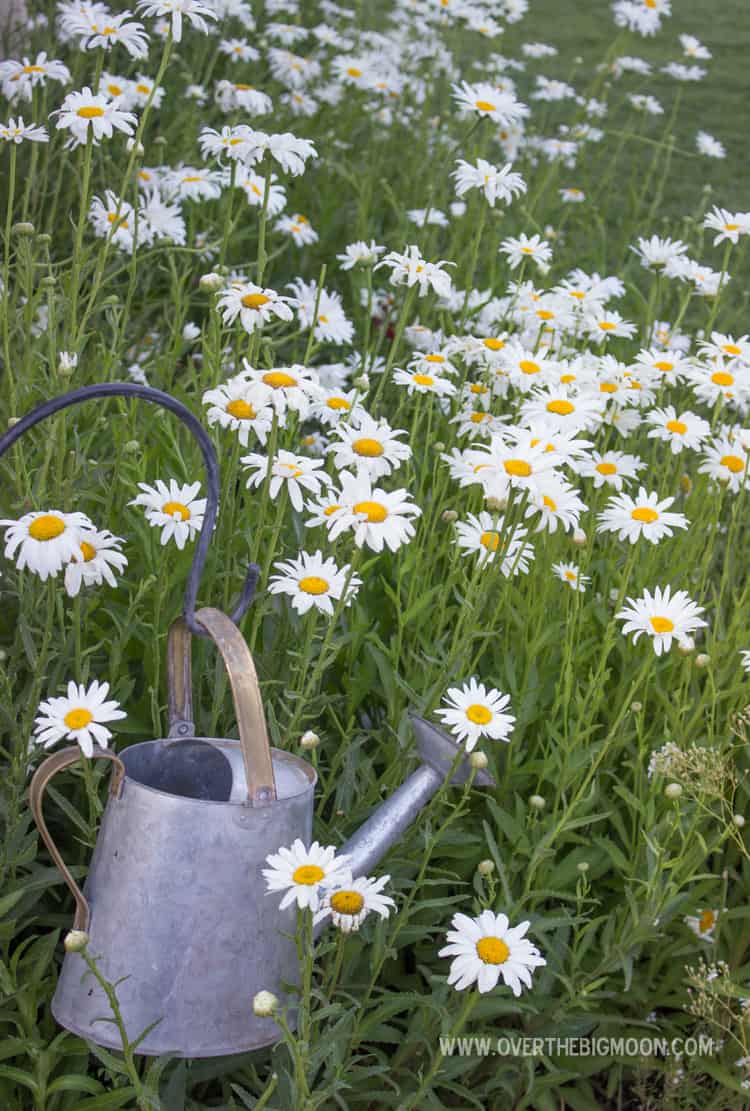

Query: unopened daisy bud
353;374;370;390
12;221;34;237
0;649;7;662
57;351;78;376
441;509;458;523
153;135;168;147
664;782;683;800
572;528;587;547
529;794;546;811
433;441;446;452
200;272;223;291
678;637;695;656
182;322;201;342
126;138;145;157
37;233;52;246
695;653;710;668
40;275;56;289
124;439;140;453
7;417;20;429
470;750;488;770
734;814;746;829
631;701;642;713
477;859;495;876
300;730;319;750
609;588;620;602
64;929;90;952
485;495;507;512
576;861;589;873
252;990;279;1017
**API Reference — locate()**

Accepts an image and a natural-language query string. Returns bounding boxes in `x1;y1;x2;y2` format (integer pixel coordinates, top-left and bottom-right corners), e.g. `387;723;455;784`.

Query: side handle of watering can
166;607;277;805
28;748;125;931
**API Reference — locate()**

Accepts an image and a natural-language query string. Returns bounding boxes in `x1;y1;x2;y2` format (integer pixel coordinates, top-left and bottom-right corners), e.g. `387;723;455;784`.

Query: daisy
53;87;137;147
646;407;710;454
288;279;354;345
376;245;454;298
454;513;535;577
336;240;385;270
393;367;456;397
438;910;546;995
575;450;644;491
584;308;636;341
0;117;49;143
521;388;605;434
275;213;318;247
236;170;286;215
698;332;750;364
328;416;411;480
633;347;692;385
169;166;223;201
242;450;330;512
202;380;274;446
32;680;127;758
239;362;322;420
262;839;350;912
319;471;421;553
616;585;707;655
685;909;720;942
632;235;688;271
217;282;296;335
71;11;150;59
703;206;750;247
499;233;552;272
1;510;93;581
436;678;515;752
740;651;750;673
64;528;128;598
698;436;748;492
597;487;688;544
560;187;585;203
129;479;206;549
696;131;725;159
451;81;529;128
553;561;589;593
452;159;526;207
314;873;395;933
250;131;317;176
136;0;216;42
268;550;361;616
89;191;139;253
309;388;363;428
218;37;259;62
680;33;711;59
526;479;586;535
0;53;70;102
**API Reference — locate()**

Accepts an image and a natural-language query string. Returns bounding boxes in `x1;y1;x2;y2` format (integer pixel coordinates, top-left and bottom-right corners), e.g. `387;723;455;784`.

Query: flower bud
57;351;78;375
124;439;141;453
441;509;458;523
695;654;710;668
300;730;319;750
470;750;488;770
12;221;34;237
64;929;90;952
7;417;20;429
126;138;145;156
433;440;446;452
477;859;495;876
40;275;56;289
680;474;692;495
631;701;642;713
572;528;586;547
200;272;223;291
252;990;279;1017
36;233;52;246
353;374;370;390
576;861;589;873
529;794;546;810
678;637;695;655
485;495;507;512
734;814;746;829
665;783;683;800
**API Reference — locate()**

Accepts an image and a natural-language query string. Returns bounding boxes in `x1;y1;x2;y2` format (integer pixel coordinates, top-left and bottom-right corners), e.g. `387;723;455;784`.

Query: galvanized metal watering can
1;383;495;1058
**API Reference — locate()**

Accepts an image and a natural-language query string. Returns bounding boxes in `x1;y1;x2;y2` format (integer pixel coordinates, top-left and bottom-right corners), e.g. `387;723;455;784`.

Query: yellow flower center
568;290;586;300
353;500;388;523
327;396;351;410
182;175;203;182
631;506;658;523
135;83;150;94
330;890;365;915
318;313;328;322
470;383;488;394
466;703;492;725
162;501;191;521
79;541;97;562
649;616;674;633
324;504;341;516
543;495;557;511
519;359;540;375
479;530;500;551
722;344;741;356
653;361;674;373
504;459;532;477
226;399;256;420
666;419;687;435
77;106;105;118
299;575;329;595
353;437;384;457
598;321;617;331
413;373;434;386
292;864;325;885
425;354;445;363
599;382;618;394
547;399;575;415
720;454;745;473
347;67;362;78
699;910;716;932
242;292;270;309
107;83;123;96
28;514;66;541
476;936;510;964
23;64;45;73
520;246;534;254
559;373;576;384
263;371;297;388
64;708;94;730
536;310;554;321
470;411;490;423
483;337;504;351
724;223;740;231
596;461;617;475
235;83;255;91
711;371;733;386
474;100;497;112
564;570;576;581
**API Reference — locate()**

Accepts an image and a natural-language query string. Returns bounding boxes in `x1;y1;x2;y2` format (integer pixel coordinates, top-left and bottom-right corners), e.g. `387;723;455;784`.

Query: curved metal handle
0;383;260;635
28;747;125;932
167;607;277;805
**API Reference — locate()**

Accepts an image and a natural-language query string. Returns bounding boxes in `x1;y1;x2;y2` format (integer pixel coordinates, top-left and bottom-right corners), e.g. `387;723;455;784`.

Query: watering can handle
167;606;277;804
28;747;125;932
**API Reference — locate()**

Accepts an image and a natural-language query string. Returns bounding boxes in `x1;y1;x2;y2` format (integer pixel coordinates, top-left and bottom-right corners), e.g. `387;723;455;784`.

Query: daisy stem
79;752;101;827
705;241;733;336
459;201;487;331
324;931;347;999
401;990;478;1111
2;142;17;409
255;170;273;286
219;160;237;269
68;131;95;342
249;487;288;652
249;413;279;566
274;1009;311;1107
303;264;326;366
369;285;417;411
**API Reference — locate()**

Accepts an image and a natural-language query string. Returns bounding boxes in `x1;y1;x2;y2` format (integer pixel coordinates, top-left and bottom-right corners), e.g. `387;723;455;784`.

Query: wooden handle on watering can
166;607;277;805
28;747;125;931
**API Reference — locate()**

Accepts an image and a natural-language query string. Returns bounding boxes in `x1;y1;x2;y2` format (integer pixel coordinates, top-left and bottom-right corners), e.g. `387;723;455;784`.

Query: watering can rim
117;738;317;807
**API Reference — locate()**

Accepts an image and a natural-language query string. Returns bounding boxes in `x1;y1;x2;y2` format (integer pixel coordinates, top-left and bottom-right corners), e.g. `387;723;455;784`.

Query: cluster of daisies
262;838;545;996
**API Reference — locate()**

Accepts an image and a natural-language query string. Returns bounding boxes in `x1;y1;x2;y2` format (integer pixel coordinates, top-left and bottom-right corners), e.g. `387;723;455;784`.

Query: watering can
1;384;495;1058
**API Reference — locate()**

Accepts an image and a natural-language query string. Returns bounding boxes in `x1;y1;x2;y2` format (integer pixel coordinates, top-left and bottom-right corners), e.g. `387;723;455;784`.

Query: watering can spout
338;715;495;880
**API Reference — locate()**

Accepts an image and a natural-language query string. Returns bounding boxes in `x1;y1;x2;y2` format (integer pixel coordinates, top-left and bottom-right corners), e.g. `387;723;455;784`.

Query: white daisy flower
314;873;395;933
685;909;720;942
0;116;49;143
452;159;526;207
136;0;216;43
645;407;711;454
698;436;749;492
236;170;287;215
553;561;589;593
393;367;457;397
262;838;350;912
575;450;644;491
268;549;361;616
276;212;318;247
317;470;421;553
64;528;128;598
438;910;546;995
499;233;552;272
703;206;750;247
53;87;137;148
239;362;323;420
328;415;411;480
309;388;364;428
1;510;93;581
336;239;385;270
740;650;750;673
451;81;529;128
375;245;454;298
242;450;330;513
32;680;127;758
436;678;515;752
216;281;296;335
597;487;689;544
202;379;274;446
129;479;206;549
454;512;535;577
616;585;707;655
